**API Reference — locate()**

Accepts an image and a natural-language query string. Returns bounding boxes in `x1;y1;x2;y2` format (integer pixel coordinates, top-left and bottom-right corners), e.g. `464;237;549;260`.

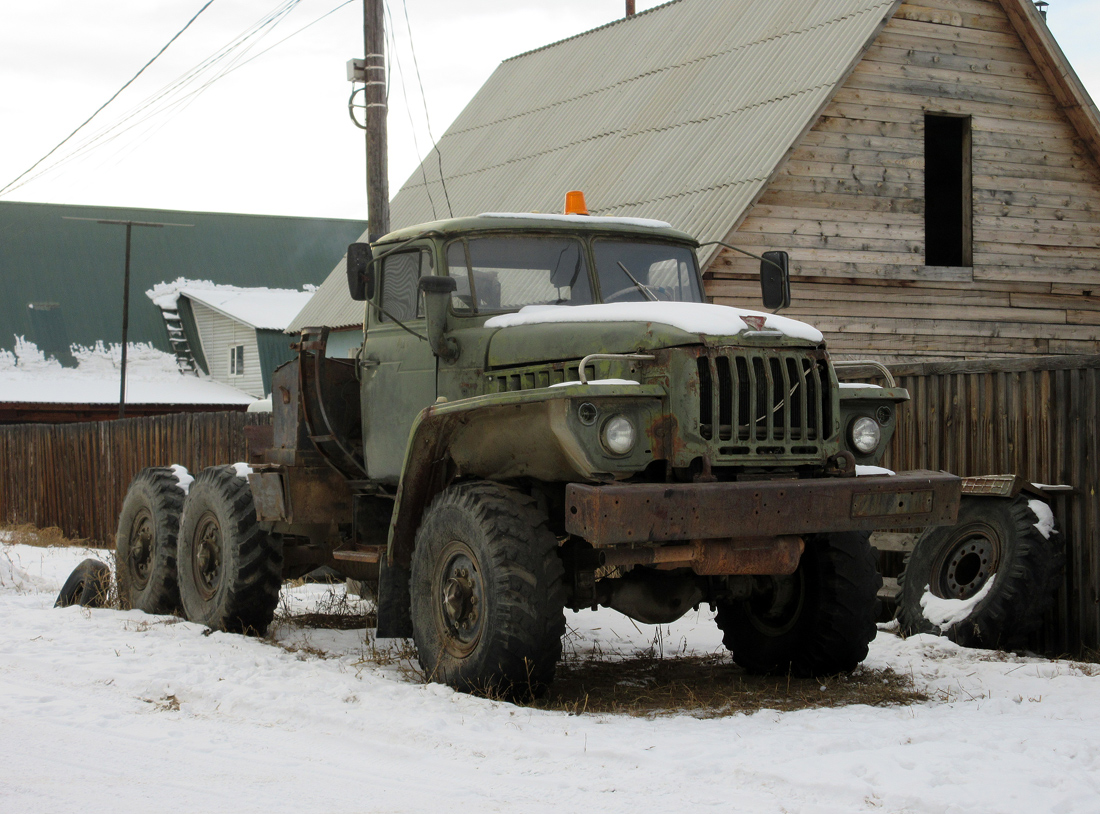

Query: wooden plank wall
841;354;1100;654
708;0;1100;361
0;411;271;548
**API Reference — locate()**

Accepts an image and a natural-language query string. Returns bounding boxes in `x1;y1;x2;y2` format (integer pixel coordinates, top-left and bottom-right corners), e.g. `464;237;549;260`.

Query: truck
114;199;963;697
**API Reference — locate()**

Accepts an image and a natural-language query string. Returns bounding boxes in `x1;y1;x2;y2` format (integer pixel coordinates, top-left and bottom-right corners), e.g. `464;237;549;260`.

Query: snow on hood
483;302;823;343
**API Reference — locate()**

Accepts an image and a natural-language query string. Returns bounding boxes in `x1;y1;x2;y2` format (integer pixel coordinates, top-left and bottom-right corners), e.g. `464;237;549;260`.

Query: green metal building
0;201;366;364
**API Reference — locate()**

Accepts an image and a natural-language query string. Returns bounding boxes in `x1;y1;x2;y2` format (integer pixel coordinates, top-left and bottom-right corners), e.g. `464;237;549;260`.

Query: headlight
849;416;881;454
601;415;636;456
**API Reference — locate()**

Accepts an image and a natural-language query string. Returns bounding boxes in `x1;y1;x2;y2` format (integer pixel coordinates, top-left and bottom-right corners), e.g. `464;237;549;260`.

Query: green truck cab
116;210;961;698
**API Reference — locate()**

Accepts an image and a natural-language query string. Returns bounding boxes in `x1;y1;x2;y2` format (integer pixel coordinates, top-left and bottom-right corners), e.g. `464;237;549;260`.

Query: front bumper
564;470;961;546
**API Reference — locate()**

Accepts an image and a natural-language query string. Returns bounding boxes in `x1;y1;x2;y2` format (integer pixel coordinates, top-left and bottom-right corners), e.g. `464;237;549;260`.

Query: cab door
360;247;437;484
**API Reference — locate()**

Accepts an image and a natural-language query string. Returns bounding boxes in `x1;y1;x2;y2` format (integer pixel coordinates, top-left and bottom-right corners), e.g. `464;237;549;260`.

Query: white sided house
148;283;313;399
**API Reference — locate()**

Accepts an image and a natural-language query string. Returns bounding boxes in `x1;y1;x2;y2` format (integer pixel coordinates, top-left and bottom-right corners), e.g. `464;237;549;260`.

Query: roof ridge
503;0;683;63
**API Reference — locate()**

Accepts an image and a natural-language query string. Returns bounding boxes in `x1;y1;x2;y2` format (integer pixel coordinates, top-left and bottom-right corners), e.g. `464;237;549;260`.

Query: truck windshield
592;240;702;303
447;236;593;314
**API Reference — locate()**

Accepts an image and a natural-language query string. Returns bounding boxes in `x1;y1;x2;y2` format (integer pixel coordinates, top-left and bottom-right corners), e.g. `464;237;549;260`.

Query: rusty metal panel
282;466;353;525
565;470;961;546
248;472;287;523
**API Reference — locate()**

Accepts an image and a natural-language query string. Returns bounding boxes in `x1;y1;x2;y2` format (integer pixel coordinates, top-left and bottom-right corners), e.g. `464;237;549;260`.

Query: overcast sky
1;0;1097;221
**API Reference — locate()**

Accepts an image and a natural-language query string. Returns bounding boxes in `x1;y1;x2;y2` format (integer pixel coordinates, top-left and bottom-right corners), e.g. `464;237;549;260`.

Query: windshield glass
592;240;702;304
447;236;592;314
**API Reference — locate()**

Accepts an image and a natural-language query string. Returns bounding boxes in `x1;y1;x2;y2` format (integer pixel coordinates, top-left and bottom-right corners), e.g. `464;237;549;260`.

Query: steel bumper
564;470;961;547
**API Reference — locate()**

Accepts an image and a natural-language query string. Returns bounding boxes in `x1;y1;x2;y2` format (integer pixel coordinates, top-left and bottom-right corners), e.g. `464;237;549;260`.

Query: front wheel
177;466;283;634
715;531;880;676
410;481;566;698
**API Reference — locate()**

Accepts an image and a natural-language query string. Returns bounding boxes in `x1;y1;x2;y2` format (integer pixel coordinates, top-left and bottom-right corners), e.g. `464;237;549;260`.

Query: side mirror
346;242;374;301
418;275;459;360
760;250;791;311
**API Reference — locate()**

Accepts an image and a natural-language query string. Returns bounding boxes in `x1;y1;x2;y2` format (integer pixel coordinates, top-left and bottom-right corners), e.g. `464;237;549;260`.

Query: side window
228;344;244;376
447;242;474;314
380;251;429;322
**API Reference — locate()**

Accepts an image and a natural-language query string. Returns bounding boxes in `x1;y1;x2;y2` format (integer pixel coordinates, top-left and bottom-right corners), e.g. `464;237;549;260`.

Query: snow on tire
116;467;186;614
897;494;1063;649
177;466;283;635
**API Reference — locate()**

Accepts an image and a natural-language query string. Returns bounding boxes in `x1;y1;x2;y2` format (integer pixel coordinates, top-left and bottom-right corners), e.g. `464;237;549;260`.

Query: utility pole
63;216;192;419
364;0;390;238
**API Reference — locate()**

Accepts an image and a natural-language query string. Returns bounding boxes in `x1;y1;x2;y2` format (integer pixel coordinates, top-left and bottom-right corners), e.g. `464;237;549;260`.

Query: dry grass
0;523;91;548
266;586;924;716
529;655;924;717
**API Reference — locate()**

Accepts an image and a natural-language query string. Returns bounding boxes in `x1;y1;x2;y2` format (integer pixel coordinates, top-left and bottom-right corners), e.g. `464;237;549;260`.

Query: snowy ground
3;541;1099;814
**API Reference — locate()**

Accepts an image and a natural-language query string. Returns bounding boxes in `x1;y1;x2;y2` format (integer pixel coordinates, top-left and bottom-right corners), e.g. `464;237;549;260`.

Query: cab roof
374;212;699;247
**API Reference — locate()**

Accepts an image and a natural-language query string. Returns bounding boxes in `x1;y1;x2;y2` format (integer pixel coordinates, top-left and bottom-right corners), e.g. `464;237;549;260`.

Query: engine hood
484;302;823;368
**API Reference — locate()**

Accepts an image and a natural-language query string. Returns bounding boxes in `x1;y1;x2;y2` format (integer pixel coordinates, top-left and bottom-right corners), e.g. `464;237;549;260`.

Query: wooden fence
843;354;1100;655
0;411;271;548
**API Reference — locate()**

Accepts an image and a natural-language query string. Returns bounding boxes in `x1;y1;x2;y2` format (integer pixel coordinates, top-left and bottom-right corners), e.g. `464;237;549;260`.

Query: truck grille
696;350;833;456
486;362;593;393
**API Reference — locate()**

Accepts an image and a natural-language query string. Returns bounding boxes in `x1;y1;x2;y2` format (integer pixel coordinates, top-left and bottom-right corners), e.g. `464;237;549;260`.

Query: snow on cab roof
476;212;673;229
484;302;823;343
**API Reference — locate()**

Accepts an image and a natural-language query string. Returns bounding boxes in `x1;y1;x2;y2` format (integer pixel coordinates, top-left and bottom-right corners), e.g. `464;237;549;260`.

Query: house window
228;344;245;376
924;114;972;267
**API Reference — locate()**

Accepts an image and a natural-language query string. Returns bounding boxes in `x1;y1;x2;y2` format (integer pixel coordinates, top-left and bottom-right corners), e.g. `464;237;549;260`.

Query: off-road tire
715;531;880;677
56;559;112;608
115;467;185;613
410;481;566;698
177;466;283;635
897;495;1063;648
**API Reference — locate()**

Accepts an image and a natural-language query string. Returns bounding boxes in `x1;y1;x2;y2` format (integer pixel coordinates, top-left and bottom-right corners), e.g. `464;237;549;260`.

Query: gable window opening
228;344;245;376
924;113;973;267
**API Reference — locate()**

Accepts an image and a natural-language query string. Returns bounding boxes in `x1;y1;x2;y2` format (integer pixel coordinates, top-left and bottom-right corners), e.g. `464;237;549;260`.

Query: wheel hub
128;510;154;590
193;512;223;601
434;542;484;657
935;523;1000;600
746;573;804;636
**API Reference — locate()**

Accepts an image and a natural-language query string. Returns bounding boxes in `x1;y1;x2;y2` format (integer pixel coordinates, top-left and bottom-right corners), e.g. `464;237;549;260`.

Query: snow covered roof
148;281;315;331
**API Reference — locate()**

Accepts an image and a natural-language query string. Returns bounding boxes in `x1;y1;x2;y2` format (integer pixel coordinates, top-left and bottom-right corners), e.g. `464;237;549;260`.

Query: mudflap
375;557;413;638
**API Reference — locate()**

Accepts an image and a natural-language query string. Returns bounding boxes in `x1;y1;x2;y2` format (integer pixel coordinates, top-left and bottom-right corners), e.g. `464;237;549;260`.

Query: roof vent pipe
626;1;635;16
1034;1;1048;20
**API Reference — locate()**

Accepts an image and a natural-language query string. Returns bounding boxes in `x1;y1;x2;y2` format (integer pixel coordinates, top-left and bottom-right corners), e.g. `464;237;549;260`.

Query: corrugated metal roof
301;0;898;329
0;201;366;360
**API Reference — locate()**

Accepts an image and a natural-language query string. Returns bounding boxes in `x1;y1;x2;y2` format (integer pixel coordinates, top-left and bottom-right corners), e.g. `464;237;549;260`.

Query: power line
384;1;437;219
0;0;217;197
400;0;451;216
3;0;351;197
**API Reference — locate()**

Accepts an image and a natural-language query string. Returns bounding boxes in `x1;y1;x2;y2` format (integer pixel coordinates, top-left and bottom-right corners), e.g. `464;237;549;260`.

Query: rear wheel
715;531;880;676
177;466;283;634
410;481;566;698
115;467;185;613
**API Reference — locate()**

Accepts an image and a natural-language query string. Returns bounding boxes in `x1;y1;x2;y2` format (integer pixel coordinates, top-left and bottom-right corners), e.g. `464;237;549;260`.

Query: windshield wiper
616;261;658;302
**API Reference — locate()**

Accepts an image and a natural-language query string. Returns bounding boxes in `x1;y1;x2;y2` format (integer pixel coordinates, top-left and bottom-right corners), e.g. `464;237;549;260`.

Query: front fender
386;384;665;565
